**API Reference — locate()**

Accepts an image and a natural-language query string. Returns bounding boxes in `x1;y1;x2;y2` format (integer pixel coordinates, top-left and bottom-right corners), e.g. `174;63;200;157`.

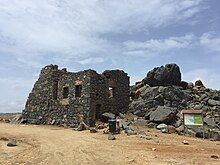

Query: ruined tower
22;64;129;127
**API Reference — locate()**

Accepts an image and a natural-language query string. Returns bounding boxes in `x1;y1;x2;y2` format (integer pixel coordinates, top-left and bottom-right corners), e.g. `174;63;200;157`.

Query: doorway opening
95;104;102;120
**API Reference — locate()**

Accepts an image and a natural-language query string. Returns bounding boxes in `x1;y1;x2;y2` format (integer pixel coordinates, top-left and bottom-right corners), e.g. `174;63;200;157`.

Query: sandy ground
0;123;219;165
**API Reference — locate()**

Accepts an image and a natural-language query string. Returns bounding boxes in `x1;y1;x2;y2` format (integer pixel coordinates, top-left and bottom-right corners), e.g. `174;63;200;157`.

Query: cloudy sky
0;0;220;113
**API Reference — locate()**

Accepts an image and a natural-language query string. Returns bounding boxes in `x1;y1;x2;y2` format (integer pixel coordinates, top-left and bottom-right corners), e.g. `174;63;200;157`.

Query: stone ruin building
22;64;130;127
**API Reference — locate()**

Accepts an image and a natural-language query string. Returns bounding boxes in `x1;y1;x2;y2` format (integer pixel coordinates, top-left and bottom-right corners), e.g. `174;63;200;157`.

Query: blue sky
0;0;220;113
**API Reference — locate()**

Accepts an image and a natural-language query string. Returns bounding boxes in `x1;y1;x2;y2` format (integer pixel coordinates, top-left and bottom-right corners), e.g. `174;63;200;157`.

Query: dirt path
0;123;219;165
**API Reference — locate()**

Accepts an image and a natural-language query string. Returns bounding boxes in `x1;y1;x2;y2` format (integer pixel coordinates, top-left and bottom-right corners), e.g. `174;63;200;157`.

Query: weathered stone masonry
22;64;130;127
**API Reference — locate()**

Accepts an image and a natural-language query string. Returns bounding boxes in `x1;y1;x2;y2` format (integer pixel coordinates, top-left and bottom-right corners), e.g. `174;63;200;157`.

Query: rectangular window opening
53;81;58;100
75;85;82;97
63;86;69;99
108;87;115;98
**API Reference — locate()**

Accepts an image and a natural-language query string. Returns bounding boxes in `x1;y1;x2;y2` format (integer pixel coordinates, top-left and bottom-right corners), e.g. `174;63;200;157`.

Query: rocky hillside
0;113;22;123
129;64;220;138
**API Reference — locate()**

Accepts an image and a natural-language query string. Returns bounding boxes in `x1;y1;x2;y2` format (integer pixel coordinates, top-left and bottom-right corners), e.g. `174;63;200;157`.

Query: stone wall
22;64;129;127
102;70;130;114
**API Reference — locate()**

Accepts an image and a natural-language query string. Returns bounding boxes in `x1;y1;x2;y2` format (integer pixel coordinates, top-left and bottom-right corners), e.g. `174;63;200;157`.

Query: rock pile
0;113;22;124
129;64;220;139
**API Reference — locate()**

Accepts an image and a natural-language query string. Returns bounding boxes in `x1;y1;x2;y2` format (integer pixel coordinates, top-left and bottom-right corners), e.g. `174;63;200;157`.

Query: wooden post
202;113;205;139
183;114;186;136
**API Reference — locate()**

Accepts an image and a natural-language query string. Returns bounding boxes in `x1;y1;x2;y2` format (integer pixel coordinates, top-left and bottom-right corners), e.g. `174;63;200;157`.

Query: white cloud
0;100;24;113
123;34;196;56
77;57;104;65
0;77;36;112
200;32;220;52
0;0;203;68
0;0;208;112
130;75;143;85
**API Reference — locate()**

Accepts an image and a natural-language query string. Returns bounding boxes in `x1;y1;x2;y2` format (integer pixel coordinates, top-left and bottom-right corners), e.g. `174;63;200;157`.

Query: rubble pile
129;64;220;139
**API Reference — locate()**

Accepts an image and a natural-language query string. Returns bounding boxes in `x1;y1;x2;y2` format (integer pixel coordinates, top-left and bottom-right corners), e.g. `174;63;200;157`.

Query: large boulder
150;106;177;124
129;86;186;117
141;86;185;103
208;99;220;106
204;117;217;128
195;80;205;88
129;99;157;117
142;64;181;87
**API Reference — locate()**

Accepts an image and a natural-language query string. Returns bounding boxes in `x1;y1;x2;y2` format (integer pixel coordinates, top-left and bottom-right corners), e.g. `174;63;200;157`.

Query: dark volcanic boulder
195;80;205;88
208;99;220;106
129;99;158;117
150;106;177;124
140;86;185;103
203;118;217;128
128;86;186;118
142;64;181;87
